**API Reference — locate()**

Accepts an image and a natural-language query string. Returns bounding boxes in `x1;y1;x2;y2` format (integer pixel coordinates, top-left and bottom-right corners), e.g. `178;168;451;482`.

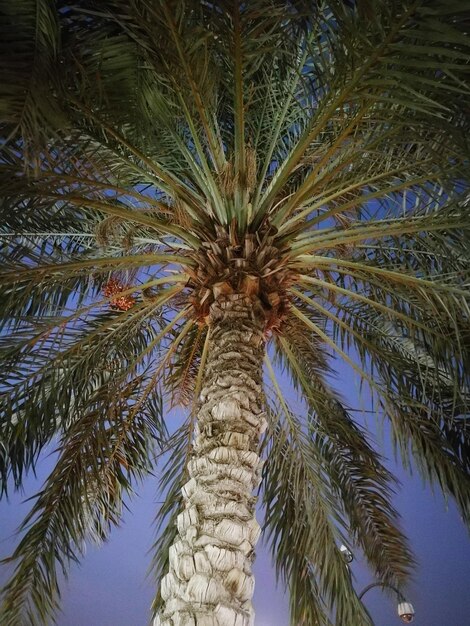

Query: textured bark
156;295;267;626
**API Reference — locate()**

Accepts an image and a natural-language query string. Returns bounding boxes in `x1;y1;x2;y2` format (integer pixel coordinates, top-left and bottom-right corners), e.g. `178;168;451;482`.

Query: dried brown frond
121;226;136;250
276;309;329;373
168;325;205;407
95;216;123;246
334;212;355;229
246;146;257;193
219;160;238;197
172;199;193;229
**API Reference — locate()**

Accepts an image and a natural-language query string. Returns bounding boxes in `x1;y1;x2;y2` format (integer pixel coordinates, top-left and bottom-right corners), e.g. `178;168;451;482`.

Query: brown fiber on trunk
156;294;267;626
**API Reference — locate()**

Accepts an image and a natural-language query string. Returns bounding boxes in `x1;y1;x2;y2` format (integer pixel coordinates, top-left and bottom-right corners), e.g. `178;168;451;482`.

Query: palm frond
290;273;470;518
149;419;193;617
264;356;376;625
345;311;470;520
166;324;207;407
0;288;183;496
256;0;469;221
0;0;65;160
262;395;372;625
0;377;165;626
275;334;414;587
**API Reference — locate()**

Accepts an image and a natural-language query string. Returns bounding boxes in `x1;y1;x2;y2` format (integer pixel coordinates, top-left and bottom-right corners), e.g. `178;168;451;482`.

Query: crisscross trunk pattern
156;295;267;626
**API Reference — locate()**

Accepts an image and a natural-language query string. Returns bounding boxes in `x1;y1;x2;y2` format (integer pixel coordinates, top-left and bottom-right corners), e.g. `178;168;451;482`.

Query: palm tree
0;1;469;625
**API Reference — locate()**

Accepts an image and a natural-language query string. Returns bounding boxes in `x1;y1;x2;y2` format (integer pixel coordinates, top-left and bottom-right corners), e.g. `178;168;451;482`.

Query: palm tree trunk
156;294;267;626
